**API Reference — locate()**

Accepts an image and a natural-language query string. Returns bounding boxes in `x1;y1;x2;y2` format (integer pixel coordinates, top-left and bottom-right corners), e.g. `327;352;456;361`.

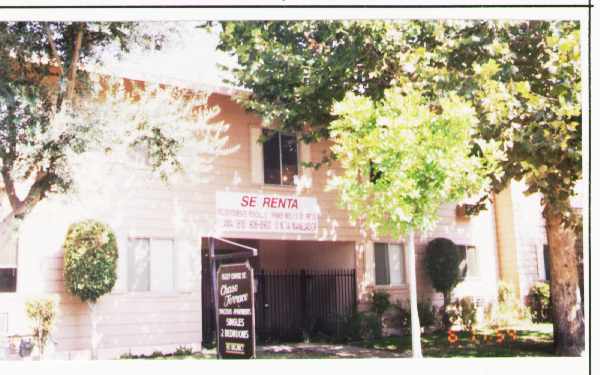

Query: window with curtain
458;245;480;279
374;243;406;286
128;238;175;292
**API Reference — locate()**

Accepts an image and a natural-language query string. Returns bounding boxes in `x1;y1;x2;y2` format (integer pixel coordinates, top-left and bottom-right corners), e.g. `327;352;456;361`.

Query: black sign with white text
216;262;256;359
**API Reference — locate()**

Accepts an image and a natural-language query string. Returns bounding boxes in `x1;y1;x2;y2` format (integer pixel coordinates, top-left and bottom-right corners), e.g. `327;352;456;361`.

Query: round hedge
424;237;461;304
63;220;118;303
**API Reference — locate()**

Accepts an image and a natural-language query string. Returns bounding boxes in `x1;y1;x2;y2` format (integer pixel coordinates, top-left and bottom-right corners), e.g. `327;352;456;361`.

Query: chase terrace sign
215;191;320;234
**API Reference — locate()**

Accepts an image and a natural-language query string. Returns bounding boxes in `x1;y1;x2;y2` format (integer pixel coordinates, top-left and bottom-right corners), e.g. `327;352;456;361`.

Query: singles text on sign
216;192;320;235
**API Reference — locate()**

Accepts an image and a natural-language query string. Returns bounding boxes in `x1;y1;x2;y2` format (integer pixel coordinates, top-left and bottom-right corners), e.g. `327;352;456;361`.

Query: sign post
216;261;256;359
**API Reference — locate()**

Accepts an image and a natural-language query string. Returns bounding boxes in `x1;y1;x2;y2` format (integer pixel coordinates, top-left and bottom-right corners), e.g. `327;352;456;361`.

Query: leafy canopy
328;87;498;237
215;20;581;223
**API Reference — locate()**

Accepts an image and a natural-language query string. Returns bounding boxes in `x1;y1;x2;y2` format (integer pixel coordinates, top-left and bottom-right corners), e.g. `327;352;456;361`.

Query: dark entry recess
202;260;356;347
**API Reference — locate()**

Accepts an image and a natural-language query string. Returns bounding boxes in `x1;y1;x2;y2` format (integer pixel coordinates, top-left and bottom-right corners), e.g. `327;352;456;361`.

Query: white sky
93;21;237;90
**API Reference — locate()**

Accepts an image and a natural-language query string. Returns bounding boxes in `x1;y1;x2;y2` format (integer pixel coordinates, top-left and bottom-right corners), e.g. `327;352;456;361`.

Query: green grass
123;323;554;359
355;323;555;357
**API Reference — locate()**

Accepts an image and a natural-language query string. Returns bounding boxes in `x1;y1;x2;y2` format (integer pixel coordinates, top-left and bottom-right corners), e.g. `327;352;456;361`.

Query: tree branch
12;170;50;218
44;23;64;75
1;168;21;211
66;24;84;102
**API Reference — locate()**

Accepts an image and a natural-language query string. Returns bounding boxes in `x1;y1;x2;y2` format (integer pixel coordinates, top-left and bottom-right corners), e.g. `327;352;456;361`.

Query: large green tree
214;20;584;355
0;22;214;251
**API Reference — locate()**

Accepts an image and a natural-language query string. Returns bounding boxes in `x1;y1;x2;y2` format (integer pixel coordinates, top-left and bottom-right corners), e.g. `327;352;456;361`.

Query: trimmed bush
424;238;461;306
63;220;118;303
528;281;552;323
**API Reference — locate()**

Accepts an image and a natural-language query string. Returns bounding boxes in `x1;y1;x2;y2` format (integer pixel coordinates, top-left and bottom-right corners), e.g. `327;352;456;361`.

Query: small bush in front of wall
389;301;411;331
489;282;530;328
25;297;57;357
174;346;193;356
457;297;478;332
370;291;392;319
527;281;552;323
390;299;438;332
63;220;119;303
337;310;382;342
417;300;437;328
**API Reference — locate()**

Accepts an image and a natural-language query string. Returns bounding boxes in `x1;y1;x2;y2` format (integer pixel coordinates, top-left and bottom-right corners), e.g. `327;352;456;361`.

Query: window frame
374;242;407;287
127;237;177;294
262;130;299;186
457;244;480;280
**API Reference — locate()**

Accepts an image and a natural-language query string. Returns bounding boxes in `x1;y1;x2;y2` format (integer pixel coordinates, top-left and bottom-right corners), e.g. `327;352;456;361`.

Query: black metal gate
202;262;356;346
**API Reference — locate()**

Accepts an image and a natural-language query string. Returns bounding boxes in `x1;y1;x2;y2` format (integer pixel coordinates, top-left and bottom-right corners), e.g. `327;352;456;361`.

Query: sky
93;21;237;91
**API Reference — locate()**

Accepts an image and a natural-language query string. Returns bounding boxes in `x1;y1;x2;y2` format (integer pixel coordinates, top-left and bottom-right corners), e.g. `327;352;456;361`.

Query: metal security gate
202;265;356;346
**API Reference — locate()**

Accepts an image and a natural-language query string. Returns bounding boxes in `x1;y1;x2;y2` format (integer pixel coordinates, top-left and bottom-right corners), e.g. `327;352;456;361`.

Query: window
543;244;551;282
128;238;175;292
374;243;406;286
0;237;18;293
262;130;298;185
458;245;480;279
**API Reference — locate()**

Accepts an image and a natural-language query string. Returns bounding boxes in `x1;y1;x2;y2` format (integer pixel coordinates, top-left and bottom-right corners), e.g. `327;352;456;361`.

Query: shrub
390;299;437;331
389;301;411;331
417;300;436;328
25;297;57;356
337;310;382;342
528;281;552;323
63;220;119;303
370;291;391;318
458;297;477;331
174;345;193;356
489;282;530;328
424;238;461;307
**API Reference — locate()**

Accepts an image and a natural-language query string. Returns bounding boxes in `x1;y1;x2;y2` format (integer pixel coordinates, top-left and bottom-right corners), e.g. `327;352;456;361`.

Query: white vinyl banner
215;192;320;234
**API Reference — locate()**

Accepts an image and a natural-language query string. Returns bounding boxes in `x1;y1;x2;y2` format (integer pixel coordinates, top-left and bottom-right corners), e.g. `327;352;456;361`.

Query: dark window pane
0;268;17;292
262;130;281;185
280;134;298;185
543;245;551;282
458;245;467;279
374;243;390;285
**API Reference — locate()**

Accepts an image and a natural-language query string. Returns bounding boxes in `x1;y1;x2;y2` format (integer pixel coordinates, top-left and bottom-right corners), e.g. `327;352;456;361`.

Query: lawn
124;323;554;360
355;323;555;357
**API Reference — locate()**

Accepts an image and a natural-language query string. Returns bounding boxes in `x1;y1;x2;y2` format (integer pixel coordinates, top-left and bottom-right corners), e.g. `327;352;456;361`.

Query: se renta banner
215;191;320;234
217;262;256;359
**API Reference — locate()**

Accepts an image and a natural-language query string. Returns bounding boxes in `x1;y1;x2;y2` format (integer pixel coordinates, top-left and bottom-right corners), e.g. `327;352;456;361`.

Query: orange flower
448;330;459;344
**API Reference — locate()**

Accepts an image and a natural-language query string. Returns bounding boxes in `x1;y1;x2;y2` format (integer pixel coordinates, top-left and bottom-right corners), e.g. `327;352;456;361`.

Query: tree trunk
88;301;99;360
543;205;585;356
406;229;423;358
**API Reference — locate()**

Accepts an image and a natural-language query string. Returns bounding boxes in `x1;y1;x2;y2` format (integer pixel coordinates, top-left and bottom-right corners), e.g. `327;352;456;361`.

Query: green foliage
389;301;411;330
25;297;57;355
390;299;437;330
370;291;391;318
174;346;193;356
457;297;478;332
63;220;118;303
424;238;462;303
337;310;382;342
489;282;530;328
417;300;437;328
215;20;581;226
328;87;496;238
528;282;552;323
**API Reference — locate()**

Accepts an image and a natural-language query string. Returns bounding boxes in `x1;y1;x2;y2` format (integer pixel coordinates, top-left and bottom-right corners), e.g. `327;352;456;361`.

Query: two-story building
0;73;573;359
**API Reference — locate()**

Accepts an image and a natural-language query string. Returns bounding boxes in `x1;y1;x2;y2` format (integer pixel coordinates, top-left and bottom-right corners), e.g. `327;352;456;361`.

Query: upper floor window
0;238;18;293
458;245;480;279
262;130;298;185
374;242;406;286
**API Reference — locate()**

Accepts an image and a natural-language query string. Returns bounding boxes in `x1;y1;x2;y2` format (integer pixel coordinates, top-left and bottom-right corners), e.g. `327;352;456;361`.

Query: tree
214;20;584;355
0;22;229;251
63;220;118;360
424;238;462;312
328;87;497;357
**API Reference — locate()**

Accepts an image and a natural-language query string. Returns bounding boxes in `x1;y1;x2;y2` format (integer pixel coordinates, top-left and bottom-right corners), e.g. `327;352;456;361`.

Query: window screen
374;243;405;286
374;243;390;285
263;130;281;185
